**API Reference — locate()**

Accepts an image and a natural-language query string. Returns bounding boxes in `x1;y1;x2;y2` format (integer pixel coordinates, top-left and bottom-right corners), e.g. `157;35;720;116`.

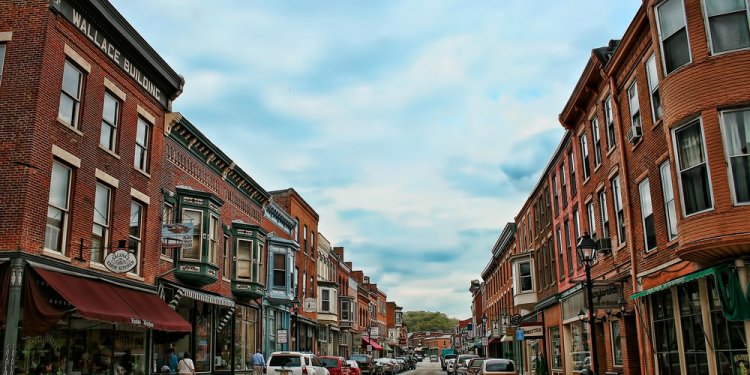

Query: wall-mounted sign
591;284;624;310
519;324;543;338
304;298;317;312
277;329;288;344
104;249;137;273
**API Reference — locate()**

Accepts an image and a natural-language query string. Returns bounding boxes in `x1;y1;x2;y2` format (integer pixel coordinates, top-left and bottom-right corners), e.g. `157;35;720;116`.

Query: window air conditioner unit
596;237;612;254
626;125;642;144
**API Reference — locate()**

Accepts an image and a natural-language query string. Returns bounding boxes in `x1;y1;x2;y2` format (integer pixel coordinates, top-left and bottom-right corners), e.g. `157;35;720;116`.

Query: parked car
374;358;396;375
466;358;487;375
430;355;438;362
445;359;456;375
320;356;348;375
265;352;330;375
454;354;479;375
479;359;516;375
395;357;411;371
441;354;457;371
350;354;374;375
345;360;362;375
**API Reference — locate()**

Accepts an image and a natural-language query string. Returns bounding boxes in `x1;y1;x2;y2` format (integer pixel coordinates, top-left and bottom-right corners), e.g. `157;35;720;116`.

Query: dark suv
350;354;374;375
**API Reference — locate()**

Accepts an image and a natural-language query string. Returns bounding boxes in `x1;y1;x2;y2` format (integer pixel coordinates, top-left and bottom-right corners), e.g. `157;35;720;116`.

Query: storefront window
570;321;589;373
195;302;213;373
215;306;233;372
549;327;562;369
708;277;747;375
652;289;680;375
269;310;277;353
610;320;623;366
234;306;257;372
678;283;709;375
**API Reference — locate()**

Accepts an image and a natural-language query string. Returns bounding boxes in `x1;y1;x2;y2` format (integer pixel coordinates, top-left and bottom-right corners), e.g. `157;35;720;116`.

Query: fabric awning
362;337;383;351
500;335;514;342
630;266;717;300
384;343;393;352
34;268;190;332
488;337;503;345
175;286;235;307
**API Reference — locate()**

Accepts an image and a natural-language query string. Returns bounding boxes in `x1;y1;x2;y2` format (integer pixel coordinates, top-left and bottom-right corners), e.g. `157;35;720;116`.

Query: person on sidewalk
251;349;266;375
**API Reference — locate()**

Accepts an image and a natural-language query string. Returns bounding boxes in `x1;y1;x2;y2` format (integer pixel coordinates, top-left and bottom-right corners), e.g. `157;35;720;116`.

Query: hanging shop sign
591;283;624;310
519;324;544;339
104;249;137;273
162;223;195;251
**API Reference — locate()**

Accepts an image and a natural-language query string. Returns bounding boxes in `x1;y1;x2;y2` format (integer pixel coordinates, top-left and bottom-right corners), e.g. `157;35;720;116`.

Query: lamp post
292;296;300;351
576;232;599;375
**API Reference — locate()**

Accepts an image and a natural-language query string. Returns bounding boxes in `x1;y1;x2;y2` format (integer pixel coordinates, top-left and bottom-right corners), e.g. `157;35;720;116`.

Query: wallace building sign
50;0;169;107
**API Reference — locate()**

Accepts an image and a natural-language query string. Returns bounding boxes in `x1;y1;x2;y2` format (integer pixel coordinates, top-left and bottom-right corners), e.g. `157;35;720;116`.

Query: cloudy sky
112;0;639;319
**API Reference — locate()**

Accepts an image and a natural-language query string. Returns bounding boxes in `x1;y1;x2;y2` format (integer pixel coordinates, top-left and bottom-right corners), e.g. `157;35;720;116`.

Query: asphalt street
408;359;444;375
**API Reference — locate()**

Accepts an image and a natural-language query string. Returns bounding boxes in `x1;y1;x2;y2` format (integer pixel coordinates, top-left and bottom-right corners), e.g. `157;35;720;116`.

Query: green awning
631;266;717;300
384;344;393;352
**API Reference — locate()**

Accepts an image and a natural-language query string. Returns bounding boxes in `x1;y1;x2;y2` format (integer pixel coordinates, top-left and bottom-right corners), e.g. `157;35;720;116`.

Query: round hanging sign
104;249;138;273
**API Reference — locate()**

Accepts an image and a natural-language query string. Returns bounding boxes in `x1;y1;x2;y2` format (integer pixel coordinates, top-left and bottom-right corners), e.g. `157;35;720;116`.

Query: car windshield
320;358;339;368
470;359;485;367
351;356;370;362
485;361;514;371
269;356;301;367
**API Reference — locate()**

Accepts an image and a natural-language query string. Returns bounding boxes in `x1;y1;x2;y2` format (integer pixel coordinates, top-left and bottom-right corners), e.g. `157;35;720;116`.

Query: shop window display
215;306;233;372
194;302;213;373
569;321;589;373
234;306;257;372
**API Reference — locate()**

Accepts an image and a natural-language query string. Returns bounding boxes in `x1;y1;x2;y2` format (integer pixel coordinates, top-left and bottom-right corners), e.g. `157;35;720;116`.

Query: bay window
273;253;286;288
519;261;533;292
236;239;253;280
703;0;750;54
721;108;750;204
181;209;203;260
656;0;692;74
322;289;331;312
674;119;713;215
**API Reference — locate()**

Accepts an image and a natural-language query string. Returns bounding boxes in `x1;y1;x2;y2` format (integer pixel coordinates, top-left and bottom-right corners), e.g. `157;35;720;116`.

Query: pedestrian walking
177;353;195;375
251;349;266;375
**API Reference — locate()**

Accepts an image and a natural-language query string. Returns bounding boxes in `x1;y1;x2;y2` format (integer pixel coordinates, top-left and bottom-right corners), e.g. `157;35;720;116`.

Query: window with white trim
341;299;351;321
518;261;533;293
134;117;151;172
552;174;559;215
236;239;253;280
656;0;692;74
639;179;657;251
591;117;602;166
573;207;582;268
599;189;611;239
569;150;577;195
660;162;679;239
91;182;112;263
208;215;219;264
58;60;84;128
720;108;750;204
556;226;564;280
580;133;591;180
645;55;663;122
273;253;286;288
45;160;72;253
100;92;120;152
628;81;642;131
612;176;626;244
129;200;144;275
322;289;331;312
674;119;713;215
182;209;203;260
605;95;616;150
703;0;750;54
587;202;596;239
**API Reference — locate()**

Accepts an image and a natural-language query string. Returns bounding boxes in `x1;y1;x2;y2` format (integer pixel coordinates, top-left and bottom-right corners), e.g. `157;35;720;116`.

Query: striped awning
630;267;717;300
175;286;235;307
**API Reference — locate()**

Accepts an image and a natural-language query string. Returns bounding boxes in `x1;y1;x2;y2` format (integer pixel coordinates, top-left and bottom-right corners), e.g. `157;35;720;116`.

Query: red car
320;356;348;375
345;360;362;375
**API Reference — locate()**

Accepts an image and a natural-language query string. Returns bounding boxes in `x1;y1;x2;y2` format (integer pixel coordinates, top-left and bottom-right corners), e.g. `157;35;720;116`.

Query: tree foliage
403;311;458;332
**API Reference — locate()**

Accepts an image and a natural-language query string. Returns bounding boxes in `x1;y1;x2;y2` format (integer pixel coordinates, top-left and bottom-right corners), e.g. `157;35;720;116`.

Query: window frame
719;107;750;205
701;0;750;55
236;238;254;280
560;164;568;207
645;54;663;122
273;253;286;288
580;133;591;180
610;319;623;366
591;116;602;166
639;178;658;252
100;91;120;153
660;161;679;240
552;174;559;215
134;116;151;172
518;260;534;293
129;200;144;275
556;226;564;281
605;95;616;150
568;150;577;196
0;43;6;85
181;208;203;261
222;233;231;278
91;182;112;264
599;189;611;240
58;60;85;128
45;160;73;254
655;0;693;74
628;81;642;131
672;118;714;217
587;202;597;239
612;176;626;244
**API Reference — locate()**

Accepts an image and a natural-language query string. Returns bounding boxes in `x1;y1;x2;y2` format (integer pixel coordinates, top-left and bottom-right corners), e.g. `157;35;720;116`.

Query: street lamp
577;232;599;375
292;296;300;351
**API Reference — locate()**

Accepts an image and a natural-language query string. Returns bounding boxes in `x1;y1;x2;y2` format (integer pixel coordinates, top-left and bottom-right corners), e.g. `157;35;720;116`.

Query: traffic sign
515;328;525;341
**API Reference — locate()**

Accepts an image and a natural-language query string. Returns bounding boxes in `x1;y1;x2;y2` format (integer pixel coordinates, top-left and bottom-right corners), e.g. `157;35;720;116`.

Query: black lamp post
292;296;300;351
577;232;599;375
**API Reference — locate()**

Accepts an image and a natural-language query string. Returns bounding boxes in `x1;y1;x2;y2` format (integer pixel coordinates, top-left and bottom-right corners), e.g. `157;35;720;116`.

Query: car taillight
302;366;308;375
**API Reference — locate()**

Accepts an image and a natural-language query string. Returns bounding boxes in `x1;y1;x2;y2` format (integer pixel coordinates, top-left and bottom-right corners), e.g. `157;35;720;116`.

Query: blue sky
112;0;640;319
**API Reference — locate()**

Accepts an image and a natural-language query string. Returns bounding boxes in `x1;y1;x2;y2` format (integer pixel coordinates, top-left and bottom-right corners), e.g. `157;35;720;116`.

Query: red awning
34;268;190;332
362;337;383;351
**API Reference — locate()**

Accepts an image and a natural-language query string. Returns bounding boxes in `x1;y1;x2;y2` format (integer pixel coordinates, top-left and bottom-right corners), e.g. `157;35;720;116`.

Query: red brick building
0;0;187;374
481;223;517;358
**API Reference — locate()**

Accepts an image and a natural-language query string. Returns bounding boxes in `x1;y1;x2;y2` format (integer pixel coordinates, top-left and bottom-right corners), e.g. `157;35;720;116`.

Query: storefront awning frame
630;266;717;300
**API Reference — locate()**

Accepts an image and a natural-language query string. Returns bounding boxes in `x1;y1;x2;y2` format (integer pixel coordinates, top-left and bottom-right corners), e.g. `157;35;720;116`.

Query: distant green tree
403;311;458;332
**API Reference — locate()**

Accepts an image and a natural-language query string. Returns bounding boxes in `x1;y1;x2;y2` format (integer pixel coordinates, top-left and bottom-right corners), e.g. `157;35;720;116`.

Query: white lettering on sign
104;249;138;273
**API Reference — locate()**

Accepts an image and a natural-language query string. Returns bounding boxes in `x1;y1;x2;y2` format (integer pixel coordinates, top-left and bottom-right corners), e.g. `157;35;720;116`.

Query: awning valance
631;266;717;300
34;268;191;332
174;286;235;307
362;337;383;351
500;335;513;342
